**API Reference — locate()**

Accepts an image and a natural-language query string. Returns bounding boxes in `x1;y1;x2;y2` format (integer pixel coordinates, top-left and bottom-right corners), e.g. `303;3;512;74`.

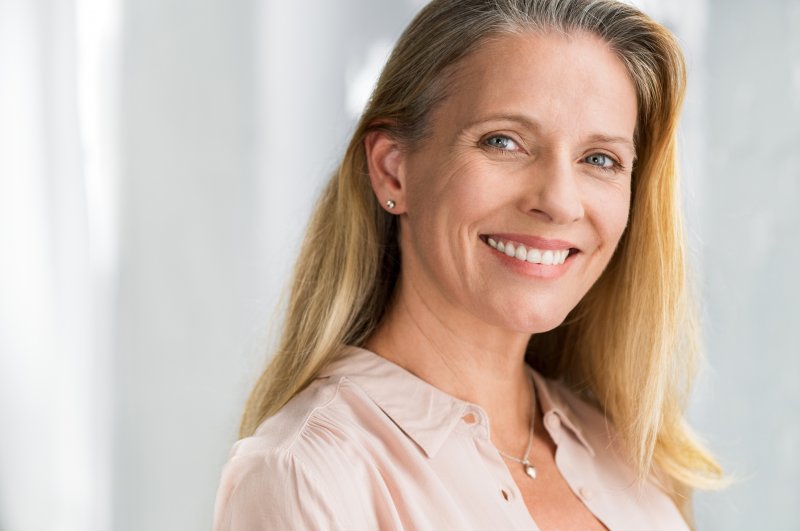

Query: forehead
434;30;638;143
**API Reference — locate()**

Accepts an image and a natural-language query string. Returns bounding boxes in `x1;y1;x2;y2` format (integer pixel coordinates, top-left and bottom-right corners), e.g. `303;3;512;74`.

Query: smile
481;235;578;265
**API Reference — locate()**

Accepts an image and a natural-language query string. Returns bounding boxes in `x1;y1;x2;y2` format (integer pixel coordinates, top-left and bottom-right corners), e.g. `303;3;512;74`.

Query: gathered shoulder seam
282;375;349;453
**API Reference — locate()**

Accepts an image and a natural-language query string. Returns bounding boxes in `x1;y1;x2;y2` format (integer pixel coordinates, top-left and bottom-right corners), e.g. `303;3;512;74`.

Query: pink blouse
213;346;689;530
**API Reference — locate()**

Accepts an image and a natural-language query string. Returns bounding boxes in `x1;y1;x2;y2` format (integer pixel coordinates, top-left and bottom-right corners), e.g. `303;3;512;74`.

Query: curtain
0;0;116;529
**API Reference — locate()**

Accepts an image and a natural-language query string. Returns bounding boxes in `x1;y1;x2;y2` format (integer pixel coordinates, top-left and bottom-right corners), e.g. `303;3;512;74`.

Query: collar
527;366;596;457
317;346;595;458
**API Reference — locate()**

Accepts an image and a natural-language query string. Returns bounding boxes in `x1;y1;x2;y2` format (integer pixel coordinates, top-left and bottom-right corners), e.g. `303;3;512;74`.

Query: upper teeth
487;237;570;265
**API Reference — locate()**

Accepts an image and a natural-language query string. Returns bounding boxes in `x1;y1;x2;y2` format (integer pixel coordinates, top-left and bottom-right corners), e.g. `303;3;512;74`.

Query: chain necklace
496;379;538;480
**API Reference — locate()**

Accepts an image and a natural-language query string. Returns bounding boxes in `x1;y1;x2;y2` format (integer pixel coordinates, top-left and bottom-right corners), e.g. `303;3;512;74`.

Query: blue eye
584;153;617;169
483;135;519;151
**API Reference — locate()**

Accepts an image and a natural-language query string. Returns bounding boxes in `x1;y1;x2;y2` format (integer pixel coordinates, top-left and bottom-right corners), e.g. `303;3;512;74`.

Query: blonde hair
241;0;727;524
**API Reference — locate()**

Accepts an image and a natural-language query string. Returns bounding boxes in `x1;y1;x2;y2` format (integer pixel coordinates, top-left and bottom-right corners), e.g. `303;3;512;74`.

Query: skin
364;30;637;528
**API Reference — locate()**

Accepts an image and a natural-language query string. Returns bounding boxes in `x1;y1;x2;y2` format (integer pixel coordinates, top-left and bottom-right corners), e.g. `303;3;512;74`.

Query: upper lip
481;233;579;251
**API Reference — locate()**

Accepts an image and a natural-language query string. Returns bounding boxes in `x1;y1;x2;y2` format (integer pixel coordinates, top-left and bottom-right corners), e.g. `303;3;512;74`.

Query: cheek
406;157;496;227
402;160;501;291
609;201;631;244
590;183;631;248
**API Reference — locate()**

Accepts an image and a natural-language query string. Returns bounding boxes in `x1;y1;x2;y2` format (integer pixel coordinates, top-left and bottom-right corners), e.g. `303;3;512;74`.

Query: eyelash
481;134;626;174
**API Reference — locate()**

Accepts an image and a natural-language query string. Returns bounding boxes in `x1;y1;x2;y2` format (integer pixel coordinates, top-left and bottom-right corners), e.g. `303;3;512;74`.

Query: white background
0;0;798;529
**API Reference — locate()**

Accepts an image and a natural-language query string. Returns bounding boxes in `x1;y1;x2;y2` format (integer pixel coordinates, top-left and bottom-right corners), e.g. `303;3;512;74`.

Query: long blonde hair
241;0;726;523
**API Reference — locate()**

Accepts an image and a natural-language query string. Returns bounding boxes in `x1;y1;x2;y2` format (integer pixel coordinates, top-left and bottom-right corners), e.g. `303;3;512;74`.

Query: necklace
496;379;538;480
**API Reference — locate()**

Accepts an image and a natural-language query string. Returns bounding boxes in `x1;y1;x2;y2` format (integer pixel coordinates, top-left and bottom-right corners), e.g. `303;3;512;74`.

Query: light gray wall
114;0;257;529
692;0;800;529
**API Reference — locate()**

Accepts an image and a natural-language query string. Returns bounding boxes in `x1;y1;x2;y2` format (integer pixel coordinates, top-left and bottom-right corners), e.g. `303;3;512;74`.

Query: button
579;487;593;501
461;412;477;425
500;488;513;502
546;413;561;431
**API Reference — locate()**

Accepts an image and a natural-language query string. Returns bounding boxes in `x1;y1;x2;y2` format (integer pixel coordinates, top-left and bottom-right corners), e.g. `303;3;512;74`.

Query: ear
364;129;407;214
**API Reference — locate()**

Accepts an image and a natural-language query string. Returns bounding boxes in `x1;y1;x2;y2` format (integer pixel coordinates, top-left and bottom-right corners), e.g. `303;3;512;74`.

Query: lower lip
483;241;576;279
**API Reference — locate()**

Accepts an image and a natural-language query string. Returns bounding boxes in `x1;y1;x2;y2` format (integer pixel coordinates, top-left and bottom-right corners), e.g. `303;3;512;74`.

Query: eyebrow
461;113;637;158
583;133;638;159
461;113;541;133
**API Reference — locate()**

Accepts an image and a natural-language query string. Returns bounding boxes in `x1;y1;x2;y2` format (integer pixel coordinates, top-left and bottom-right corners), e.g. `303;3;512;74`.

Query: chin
524;318;567;335
499;306;571;335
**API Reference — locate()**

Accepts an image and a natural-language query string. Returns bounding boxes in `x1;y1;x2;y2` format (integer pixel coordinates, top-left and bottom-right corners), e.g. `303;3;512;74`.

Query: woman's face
395;30;638;334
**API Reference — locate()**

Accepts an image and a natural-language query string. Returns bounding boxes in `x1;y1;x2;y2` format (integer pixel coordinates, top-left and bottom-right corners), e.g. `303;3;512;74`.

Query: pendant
523;461;537;480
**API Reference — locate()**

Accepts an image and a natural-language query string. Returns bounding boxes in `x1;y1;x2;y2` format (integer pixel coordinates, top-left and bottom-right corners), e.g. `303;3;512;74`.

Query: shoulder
241;374;395;462
213;376;382;531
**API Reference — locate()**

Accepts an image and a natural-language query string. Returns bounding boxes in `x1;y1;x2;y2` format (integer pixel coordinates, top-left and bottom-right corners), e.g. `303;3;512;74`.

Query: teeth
485;237;571;265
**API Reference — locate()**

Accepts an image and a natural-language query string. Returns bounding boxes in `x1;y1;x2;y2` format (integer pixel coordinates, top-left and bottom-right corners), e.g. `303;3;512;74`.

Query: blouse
213;346;689;530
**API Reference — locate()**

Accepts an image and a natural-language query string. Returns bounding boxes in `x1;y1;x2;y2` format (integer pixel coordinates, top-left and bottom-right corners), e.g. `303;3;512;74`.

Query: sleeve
213;448;353;531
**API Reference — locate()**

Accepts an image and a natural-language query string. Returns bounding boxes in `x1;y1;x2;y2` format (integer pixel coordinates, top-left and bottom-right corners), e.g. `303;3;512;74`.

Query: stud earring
385;199;396;210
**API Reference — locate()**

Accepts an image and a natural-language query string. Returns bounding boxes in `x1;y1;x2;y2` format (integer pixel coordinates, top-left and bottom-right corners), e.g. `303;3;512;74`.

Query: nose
522;155;584;225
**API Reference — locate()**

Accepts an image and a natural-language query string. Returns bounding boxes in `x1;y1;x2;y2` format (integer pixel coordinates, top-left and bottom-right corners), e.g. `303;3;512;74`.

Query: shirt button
579;487;593;501
546;413;561;431
500;488;514;502
462;412;477;425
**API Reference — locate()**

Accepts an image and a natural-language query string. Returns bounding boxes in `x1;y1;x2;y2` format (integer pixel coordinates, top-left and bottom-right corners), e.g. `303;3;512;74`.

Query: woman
214;0;726;529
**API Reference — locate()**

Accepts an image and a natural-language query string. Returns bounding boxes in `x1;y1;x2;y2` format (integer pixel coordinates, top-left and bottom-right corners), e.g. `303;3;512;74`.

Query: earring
385;199;396;210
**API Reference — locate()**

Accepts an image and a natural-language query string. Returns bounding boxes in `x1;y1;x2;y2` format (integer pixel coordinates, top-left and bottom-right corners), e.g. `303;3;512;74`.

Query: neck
365;274;536;455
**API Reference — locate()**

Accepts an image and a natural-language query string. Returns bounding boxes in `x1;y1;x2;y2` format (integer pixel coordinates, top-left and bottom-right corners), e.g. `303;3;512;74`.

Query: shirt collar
317;346;595;458
527;365;596;457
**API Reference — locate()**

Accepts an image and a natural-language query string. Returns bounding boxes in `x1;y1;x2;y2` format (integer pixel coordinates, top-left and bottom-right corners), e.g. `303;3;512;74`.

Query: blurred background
1;0;798;529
